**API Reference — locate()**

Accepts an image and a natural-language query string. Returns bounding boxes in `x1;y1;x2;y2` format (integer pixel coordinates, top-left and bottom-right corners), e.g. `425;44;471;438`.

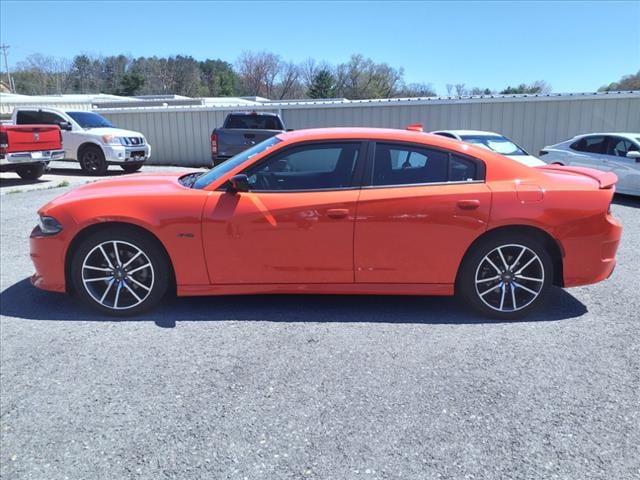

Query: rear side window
16;110;65;125
570;136;606;154
226;114;283;130
371;143;483;187
606;136;638;156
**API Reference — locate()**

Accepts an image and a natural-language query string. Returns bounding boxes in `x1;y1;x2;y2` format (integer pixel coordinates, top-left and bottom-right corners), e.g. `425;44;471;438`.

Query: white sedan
430;130;544;167
540;133;640;196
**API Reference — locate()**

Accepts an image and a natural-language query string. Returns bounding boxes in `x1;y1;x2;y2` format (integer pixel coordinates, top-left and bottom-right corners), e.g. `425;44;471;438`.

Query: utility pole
0;44;15;93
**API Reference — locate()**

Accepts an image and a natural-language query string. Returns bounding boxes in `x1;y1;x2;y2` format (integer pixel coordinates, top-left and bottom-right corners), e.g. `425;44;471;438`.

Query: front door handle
327;208;349;219
457;199;480;210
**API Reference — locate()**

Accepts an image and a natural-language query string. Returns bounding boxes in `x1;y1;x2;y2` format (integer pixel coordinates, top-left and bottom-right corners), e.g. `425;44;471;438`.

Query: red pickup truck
0;125;65;179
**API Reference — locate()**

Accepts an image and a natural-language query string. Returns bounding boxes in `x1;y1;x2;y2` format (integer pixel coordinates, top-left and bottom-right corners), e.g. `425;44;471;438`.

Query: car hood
41;173;190;212
507;154;545;167
84;127;146;138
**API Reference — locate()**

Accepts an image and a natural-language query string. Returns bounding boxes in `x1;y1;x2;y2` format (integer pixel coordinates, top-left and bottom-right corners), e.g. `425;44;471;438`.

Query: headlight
38;215;63;235
101;135;124;145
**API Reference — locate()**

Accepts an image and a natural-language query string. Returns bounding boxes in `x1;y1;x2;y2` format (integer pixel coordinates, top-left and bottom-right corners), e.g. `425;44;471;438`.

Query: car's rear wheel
79;146;107;175
457;234;552;320
121;162;143;173
71;228;169;316
16;163;45;180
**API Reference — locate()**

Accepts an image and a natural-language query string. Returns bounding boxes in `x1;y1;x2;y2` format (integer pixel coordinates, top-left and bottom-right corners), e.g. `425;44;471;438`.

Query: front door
202;141;365;284
354;142;491;285
604;136;640;194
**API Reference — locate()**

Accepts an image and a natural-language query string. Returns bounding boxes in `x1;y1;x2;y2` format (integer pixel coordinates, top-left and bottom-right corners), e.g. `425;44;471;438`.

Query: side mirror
59;121;72;131
626;150;640;160
227;174;250;194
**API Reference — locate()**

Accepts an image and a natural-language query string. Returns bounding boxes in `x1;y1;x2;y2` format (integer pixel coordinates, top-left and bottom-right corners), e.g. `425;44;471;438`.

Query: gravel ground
1;184;639;480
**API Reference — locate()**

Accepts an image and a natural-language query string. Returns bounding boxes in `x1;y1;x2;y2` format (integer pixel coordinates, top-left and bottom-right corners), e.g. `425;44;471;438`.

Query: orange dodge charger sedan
30;127;622;319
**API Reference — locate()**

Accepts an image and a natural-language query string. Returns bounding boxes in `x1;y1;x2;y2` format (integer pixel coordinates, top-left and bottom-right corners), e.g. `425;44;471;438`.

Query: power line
0;44;16;92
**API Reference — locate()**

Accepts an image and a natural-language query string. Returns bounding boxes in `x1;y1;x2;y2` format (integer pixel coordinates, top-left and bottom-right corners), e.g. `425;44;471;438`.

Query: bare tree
446;84;453;96
455;83;467;96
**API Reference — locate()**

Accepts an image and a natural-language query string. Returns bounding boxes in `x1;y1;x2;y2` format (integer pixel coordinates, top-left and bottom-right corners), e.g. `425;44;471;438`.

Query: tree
199;59;239;96
455;83;466;96
308;69;336;98
397;82;436;97
598;71;640;91
118;72;145;95
500;80;551;94
236;51;281;97
334;54;403;99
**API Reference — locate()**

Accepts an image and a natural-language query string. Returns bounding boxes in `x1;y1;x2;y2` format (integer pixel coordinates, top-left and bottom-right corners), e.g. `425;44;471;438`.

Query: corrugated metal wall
99;94;640;166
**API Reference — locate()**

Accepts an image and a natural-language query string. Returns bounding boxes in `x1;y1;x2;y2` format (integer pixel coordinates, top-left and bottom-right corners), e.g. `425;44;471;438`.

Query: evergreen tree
308;69;336;98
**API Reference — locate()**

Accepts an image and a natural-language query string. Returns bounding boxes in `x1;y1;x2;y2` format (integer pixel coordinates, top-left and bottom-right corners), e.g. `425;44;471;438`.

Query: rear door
568;135;609;169
354;142;491;285
202;141;365;284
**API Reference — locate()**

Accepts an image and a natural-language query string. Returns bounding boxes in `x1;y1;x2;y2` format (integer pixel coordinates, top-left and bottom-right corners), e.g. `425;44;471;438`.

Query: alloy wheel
474;244;545;313
81;240;155;310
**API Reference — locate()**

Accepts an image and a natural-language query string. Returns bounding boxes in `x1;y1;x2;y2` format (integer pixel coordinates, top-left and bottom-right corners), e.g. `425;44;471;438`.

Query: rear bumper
562;213;622;287
0;149;63;166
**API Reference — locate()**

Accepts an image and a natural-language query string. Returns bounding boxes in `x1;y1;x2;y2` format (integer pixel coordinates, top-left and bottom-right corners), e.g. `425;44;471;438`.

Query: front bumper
30;227;68;293
0;149;64;166
103;144;151;164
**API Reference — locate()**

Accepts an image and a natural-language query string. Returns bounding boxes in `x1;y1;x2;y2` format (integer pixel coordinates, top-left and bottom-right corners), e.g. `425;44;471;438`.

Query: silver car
540;133;640;196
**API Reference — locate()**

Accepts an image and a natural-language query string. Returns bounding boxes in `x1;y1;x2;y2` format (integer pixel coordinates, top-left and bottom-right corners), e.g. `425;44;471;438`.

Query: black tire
16;163;45;180
79;145;108;175
71;227;170;316
121;162;143;173
457;233;553;320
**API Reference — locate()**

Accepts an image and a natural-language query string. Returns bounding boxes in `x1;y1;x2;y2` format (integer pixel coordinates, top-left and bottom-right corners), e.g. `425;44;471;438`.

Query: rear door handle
327;208;349;219
457;199;480;210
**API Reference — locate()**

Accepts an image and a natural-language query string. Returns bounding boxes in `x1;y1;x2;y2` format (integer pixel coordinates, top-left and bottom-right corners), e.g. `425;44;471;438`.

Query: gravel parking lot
1;176;638;480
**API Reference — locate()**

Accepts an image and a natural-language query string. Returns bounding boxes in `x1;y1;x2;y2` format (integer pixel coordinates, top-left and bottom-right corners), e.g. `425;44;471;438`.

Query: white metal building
2;91;639;166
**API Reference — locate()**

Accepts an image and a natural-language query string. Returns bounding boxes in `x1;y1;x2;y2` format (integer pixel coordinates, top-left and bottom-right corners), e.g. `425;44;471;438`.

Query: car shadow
612;193;640;208
1;278;587;328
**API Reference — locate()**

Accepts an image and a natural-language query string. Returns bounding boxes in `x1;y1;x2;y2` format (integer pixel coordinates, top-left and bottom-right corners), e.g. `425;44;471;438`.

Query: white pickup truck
12;107;151;175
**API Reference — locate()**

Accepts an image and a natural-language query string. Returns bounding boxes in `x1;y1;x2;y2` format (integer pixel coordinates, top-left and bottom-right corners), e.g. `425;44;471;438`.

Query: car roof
572;132;640;138
278;127;438;142
229;111;279;116
432;129;503;137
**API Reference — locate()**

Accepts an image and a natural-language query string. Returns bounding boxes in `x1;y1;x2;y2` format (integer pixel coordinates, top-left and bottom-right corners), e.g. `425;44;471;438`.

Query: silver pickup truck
210;112;285;165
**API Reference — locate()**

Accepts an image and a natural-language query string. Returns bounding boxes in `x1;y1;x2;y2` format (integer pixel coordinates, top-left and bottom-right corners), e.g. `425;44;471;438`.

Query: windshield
193;136;282;189
460;135;528;156
67;111;115;129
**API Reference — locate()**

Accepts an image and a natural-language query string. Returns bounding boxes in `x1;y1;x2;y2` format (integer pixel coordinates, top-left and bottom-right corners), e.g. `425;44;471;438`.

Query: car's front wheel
457;234;552;320
79;146;108;175
71;228;170;316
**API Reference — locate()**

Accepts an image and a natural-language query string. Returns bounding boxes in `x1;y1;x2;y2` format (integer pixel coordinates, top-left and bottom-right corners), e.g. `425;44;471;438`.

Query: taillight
58;128;63;145
211;132;218;155
0;131;8;153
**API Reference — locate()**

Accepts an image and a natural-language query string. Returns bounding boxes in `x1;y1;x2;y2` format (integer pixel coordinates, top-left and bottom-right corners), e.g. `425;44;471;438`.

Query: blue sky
1;0;638;95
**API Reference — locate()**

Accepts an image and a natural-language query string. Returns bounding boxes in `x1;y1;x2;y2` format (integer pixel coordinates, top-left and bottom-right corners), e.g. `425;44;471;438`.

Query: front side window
571;136;606;154
371;143;482;187
244;142;360;191
67;112;114;129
